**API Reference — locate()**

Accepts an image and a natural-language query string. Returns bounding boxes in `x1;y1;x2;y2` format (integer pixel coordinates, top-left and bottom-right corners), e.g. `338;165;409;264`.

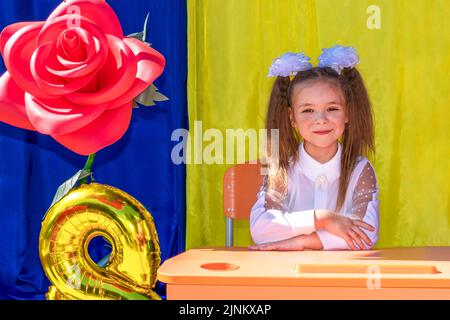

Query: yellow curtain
186;0;450;249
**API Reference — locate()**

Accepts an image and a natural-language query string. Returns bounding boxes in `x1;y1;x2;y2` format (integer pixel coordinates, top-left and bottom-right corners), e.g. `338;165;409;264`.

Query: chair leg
226;217;233;247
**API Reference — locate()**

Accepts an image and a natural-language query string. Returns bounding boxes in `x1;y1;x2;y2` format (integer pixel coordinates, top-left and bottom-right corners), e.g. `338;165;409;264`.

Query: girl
249;46;379;251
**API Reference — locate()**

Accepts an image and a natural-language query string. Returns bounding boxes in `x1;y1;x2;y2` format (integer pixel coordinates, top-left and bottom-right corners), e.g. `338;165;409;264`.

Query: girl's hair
264;67;374;212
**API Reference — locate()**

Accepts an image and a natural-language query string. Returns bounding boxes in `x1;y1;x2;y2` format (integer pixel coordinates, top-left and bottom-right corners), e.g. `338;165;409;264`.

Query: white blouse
250;142;379;250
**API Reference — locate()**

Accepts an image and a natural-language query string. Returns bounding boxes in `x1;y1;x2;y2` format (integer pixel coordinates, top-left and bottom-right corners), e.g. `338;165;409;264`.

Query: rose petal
0;72;35;131
59;29;86;61
30;42;95;96
2;21;58;100
51;102;132;155
24;92;107;135
45;0;123;38
107;37;166;109
51;35;105;79
66;34;137;105
0;22;39;55
36;16;109;78
55;28;95;69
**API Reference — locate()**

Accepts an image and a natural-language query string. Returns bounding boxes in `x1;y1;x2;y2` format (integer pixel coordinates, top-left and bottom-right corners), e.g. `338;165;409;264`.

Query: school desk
157;246;450;300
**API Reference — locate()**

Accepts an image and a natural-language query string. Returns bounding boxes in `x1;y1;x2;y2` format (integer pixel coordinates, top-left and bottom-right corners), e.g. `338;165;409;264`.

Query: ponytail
264;76;300;209
336;68;375;212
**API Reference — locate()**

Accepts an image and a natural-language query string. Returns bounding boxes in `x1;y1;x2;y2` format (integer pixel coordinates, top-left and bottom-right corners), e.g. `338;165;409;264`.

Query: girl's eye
328;107;339;112
301;109;314;113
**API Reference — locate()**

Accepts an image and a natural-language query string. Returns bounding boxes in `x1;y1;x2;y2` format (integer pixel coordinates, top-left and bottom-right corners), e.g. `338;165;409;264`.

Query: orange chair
223;162;264;247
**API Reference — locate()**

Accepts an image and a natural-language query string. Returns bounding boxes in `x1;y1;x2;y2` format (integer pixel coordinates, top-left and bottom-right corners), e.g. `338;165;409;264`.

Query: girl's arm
315;162;379;250
250;190;375;249
250;186;317;244
249;161;379;251
249;232;323;251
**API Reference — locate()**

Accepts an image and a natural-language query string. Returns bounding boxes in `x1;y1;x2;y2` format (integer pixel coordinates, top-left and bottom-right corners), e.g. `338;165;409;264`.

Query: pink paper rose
0;0;165;155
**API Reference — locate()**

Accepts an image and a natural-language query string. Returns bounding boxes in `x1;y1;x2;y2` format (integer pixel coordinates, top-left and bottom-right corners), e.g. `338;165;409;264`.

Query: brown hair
264;67;374;212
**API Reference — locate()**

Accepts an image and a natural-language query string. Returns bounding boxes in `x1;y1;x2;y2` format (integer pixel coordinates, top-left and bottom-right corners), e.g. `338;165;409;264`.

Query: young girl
249;46;379;251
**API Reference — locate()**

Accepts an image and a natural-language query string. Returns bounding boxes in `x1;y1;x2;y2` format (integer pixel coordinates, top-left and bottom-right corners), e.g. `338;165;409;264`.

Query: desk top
157;247;450;288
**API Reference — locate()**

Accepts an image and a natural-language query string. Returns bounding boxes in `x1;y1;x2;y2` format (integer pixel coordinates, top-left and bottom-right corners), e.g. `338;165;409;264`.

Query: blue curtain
0;0;187;299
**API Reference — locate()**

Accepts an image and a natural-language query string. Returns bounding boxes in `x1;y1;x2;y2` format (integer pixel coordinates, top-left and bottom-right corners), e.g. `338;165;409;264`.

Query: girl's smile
313;129;333;135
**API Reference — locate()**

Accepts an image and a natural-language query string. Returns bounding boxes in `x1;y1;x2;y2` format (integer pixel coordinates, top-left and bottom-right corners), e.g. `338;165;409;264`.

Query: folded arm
249;162;379;251
250;185;319;244
316;162;379;250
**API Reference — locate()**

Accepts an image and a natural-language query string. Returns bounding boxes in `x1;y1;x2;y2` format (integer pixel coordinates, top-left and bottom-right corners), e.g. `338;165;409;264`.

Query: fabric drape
0;0;187;299
186;0;450;248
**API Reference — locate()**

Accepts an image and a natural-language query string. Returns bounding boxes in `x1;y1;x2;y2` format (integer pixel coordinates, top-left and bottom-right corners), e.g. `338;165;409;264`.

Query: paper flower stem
79;153;96;185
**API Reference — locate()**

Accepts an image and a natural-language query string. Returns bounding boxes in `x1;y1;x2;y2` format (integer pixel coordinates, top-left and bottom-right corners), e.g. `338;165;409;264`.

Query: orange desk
157;247;450;300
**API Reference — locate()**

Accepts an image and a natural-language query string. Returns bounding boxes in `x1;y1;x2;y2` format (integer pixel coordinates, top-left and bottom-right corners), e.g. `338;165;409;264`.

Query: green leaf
127;31;144;41
126;13;150;44
43;169;93;219
153;92;169;102
142;13;150;42
126;13;168;107
134;84;169;107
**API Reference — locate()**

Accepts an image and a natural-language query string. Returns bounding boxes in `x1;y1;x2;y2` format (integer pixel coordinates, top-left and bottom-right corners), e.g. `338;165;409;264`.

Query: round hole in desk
200;262;240;271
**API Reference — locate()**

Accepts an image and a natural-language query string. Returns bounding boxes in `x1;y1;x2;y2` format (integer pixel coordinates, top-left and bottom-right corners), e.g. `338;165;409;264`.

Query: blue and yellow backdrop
1;0;450;300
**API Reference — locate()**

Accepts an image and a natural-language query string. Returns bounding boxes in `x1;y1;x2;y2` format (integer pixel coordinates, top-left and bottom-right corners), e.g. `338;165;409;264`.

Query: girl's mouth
313;130;332;135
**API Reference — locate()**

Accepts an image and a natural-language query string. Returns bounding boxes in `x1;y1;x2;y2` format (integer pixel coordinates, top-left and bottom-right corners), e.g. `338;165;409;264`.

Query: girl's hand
317;210;375;250
248;235;305;251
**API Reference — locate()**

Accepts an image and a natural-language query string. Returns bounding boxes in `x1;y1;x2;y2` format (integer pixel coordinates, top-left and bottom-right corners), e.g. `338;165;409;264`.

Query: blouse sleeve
249;179;316;244
316;161;380;250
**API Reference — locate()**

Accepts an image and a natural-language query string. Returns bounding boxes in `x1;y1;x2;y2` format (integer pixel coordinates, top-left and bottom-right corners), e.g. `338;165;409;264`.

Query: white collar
296;141;341;183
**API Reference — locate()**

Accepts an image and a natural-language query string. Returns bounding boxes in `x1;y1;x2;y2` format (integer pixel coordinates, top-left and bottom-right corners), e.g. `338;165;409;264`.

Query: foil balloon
39;183;161;300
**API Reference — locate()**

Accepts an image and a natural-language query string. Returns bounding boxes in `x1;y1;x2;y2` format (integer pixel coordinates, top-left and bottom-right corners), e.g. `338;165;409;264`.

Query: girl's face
289;80;348;149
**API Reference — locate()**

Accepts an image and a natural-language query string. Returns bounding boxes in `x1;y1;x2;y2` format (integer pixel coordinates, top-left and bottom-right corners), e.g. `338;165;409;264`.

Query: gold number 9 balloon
39;183;161;300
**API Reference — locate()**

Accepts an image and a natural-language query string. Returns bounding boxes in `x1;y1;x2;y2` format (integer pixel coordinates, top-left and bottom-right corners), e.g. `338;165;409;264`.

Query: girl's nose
313;111;328;123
